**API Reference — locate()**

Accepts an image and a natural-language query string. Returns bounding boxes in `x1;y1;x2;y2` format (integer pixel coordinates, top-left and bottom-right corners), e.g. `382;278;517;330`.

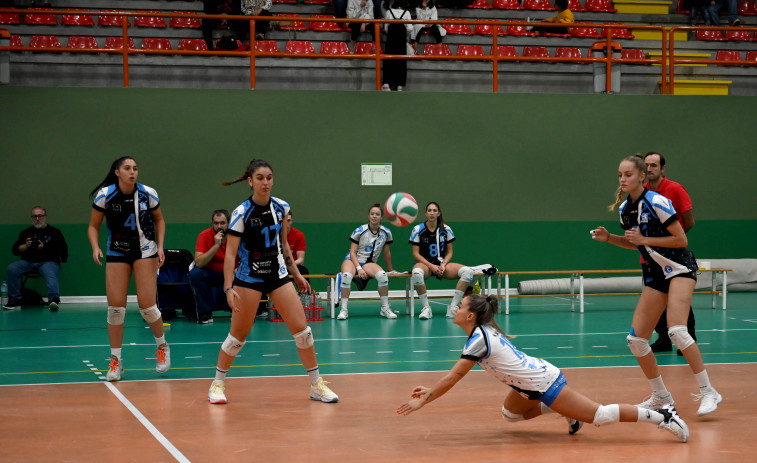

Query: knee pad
458;266;474;283
221;333;246;356
411;268;426;287
375;270;388;287
107;306;126;325
340;272;353;289
139;304;161;324
501;405;525;423
592;404;620;427
668;325;695;351
294;326;314;349
627;331;651;357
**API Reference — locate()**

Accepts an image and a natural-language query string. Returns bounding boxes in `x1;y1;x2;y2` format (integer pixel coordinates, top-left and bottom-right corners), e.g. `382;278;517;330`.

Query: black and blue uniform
409;222;456;266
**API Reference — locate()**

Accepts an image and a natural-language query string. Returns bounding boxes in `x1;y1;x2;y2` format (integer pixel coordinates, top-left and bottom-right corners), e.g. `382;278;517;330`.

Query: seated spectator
241;0;273;41
528;0;574;35
411;0;446;45
189;209;233;324
687;0;712;25
347;0;375;53
708;0;740;27
286;211;309;278
4;206;68;311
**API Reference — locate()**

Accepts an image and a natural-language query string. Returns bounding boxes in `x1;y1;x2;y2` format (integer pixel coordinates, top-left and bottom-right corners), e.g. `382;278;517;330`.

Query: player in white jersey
590;155;721;417
337;204;396;320
396;295;690;443
87;157;170;382
409;202;474;320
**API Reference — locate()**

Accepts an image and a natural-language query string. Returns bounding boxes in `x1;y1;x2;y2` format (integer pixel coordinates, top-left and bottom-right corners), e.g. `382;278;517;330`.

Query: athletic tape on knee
592;404;620;427
411;268;425;287
458;266;474;283
340;272;353;289
294;326;314;349
107;306;126;325
627;332;651;357
139;304;161;324
668;325;695;351
221;333;245;356
501;405;525;423
375;270;388;287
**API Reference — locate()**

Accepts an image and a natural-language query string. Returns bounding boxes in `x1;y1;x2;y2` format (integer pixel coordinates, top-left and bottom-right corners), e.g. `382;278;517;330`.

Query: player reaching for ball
396;294;690;443
337;204;396;320
409;201;473;319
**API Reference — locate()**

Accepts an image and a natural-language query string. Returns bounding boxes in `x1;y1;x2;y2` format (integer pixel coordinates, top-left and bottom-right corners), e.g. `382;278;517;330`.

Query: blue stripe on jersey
464;332;480;350
138;184;159;205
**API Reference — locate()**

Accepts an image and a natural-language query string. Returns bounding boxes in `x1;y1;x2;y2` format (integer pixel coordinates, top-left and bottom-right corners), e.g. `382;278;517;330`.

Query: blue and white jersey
347;224;393;264
462;324;560;394
619;188;697;279
409;222;455;266
92;183;159;258
228;196;290;283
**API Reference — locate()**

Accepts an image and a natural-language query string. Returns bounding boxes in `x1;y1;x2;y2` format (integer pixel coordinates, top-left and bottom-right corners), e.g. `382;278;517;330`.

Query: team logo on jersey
279;265;287;276
249;218;262;228
276;211;283;221
139;200;148;211
640;213;649;223
664;265;673;274
112;204;122;212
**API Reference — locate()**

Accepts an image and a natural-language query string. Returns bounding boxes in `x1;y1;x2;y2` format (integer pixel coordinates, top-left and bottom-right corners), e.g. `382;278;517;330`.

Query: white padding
139;304;161;324
501;405;525;423
627;334;651;357
458;266;474;283
668;325;695;351
340;272;353;289
221;333;245;356
107;306;126;325
592;404;620;426
411;268;426;287
294;326;314;349
375;270;388;287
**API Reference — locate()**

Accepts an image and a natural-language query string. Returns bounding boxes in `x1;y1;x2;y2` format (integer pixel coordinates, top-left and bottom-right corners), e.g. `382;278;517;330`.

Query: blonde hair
608;155;647;211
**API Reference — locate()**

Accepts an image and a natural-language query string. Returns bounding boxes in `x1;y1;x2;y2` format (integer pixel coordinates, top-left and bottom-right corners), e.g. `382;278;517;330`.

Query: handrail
0;8;670;92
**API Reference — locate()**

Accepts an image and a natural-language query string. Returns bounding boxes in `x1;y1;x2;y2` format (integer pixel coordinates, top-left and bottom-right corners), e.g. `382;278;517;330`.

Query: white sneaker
208;380;227;404
419;306;432;319
106;355;123;382
692;387;722;416
567;417;584;435
381;83;390;91
380;306;397;318
657;404;689;443
310;377;339;403
337;308;348;320
446;306;457;318
636;391;675;409
155;343;170;373
396;86;404;92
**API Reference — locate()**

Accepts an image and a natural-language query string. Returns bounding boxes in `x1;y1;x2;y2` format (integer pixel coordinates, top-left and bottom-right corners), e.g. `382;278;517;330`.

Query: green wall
1;87;755;296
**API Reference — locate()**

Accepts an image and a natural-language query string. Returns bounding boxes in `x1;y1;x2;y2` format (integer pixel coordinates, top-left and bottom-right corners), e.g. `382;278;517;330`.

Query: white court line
376;351;393;354
413;350;429;353
105;382;190;463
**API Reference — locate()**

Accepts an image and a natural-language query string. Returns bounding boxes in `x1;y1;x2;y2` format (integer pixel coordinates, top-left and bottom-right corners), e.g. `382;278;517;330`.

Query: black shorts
642;263;697;294
106;253;158;264
233;275;292;294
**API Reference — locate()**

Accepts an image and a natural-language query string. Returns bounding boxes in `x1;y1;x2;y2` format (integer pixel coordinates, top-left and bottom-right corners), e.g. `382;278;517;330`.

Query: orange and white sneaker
155;343;170;373
208;380;227;404
106;355;123;382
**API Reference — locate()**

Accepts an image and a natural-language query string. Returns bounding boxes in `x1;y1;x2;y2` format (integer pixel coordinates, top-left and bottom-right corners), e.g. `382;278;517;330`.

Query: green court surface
1;293;755;386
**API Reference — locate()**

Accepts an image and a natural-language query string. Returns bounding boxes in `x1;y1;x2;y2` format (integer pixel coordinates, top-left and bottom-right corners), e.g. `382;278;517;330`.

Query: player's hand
294;274;312;293
590;226;609;242
214;231;225;246
92;247;103;266
157;248;165;268
437;263;446;276
397;398;424;416
624;227;645;245
411;386;430;398
357;268;368;279
226;288;241;312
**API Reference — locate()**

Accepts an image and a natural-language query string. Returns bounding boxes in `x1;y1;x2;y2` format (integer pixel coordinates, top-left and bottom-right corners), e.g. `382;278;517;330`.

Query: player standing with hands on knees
590;155;721;416
207;159;338;405
88;156;170;382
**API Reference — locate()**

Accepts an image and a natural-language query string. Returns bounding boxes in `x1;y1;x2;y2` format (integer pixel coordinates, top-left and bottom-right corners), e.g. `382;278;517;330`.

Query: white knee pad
221;333;246;356
340;272;353;289
139;304;161;324
592;404;620;427
627;332;651;357
411;268;426;287
458;266;474;283
501;405;525;423
668;325;695;351
375;270;388;287
107;306;126;325
294;326;314;349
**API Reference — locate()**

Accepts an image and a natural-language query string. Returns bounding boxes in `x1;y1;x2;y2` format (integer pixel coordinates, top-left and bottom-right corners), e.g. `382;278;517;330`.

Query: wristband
224;287;234;294
356;265;362;271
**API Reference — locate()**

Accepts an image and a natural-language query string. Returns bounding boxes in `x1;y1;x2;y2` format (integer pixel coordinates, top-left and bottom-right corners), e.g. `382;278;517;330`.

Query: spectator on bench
190;209;234;324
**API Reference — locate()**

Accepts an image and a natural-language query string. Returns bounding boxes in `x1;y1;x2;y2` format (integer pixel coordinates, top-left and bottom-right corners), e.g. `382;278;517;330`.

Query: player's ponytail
89;156;135;198
465;294;511;338
221;159;274;186
608;155;647;211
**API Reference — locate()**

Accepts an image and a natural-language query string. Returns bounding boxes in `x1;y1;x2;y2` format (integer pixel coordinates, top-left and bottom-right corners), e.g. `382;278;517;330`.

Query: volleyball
384;192;418;227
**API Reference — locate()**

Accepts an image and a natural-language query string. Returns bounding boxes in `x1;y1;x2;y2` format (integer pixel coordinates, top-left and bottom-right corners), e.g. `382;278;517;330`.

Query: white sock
450;289;464;308
649;375;668;395
419;293;429;307
694;370;712;391
340;298;349;311
214;367;228;381
540;402;556;415
111;347;122;360
380;295;389;308
154;335;166;347
307;366;320;384
637;407;664;424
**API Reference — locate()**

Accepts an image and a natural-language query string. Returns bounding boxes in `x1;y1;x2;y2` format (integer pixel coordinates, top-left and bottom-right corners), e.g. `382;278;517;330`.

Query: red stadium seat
696;29;726;41
285;40;316;54
495;45;518;57
599;23;634;39
11;35;24;47
469;0;494;8
443;21;474;35
66;36;98;49
141;38;172;50
457;44;486;56
355;42;379;54
507;22;538;36
523;46;550;58
170;12;202;29
492;0;523;8
555;46;583;59
738;0;757;15
571;26;601;38
423;43;452;55
0;13;22;25
255;40;281;53
567;0;585;11
585;0;617;12
715;49;743;65
178;38;209;51
134;11;167;28
25;9;57;25
277;15;307;31
621;48;646;61
523;0;554;10
61;10;95;26
725;29;753;41
474;22;506;35
309;15;342;31
98;10;130;27
105;36;136;49
320;41;350;54
29;35;61;48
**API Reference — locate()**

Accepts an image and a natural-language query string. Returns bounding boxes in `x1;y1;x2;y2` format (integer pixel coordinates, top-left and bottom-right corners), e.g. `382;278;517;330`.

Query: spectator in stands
643;152;697;356
286;211;309;278
687;0;712;26
190;209;233;324
203;0;232;51
410;0;446;45
708;0;740;27
347;0;375;53
382;0;413;91
527;0;574;35
3;206;68;311
241;0;273;41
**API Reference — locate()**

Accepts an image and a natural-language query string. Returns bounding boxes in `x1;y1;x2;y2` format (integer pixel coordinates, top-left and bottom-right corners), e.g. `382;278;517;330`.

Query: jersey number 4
124;213;137;230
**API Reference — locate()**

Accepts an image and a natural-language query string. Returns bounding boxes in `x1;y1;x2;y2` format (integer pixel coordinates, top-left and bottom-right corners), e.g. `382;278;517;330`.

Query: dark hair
212;209;230;222
221;159;274;186
369;203;383;216
644;151;666;168
465;294;508;336
425;201;444;229
554;0;568;10
608;155;647;211
89;156;136;198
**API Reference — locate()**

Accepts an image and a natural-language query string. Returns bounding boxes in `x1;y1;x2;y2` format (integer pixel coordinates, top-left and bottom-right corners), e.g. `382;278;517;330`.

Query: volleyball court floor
1;293;756;462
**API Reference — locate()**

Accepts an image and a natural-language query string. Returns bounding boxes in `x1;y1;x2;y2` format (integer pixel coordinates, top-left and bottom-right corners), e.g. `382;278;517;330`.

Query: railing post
492;27;498;93
660;25;667;94
668;26;677;94
121;15;129;87
250;19;256;89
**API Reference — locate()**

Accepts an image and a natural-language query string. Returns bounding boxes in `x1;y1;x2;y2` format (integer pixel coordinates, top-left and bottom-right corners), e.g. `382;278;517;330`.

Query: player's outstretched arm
397;358;475;416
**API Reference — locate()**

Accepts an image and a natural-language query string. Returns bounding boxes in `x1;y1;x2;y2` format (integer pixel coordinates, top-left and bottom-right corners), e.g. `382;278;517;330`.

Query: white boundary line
104;382;190;463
